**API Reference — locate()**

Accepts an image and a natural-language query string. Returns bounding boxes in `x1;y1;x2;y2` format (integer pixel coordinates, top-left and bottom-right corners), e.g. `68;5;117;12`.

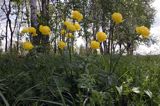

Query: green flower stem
68;39;72;63
109;23;115;73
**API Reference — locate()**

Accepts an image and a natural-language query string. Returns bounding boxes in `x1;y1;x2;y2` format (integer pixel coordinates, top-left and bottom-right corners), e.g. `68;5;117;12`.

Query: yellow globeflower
21;27;29;33
28;27;37;35
68;24;76;32
63;21;76;32
112;12;123;24
71;10;83;22
32;33;37;37
136;26;150;38
90;41;100;49
67;23;76;32
21;27;37;36
22;41;34;50
74;23;81;31
39;25;51;36
96;32;107;42
64;21;71;26
66;33;73;38
136;27;141;34
60;29;66;35
77;14;83;22
58;41;67;49
140;26;150;37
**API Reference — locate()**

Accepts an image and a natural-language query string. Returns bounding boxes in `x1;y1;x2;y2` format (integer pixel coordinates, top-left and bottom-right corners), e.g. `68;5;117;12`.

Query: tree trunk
2;0;12;52
41;0;50;48
5;20;8;52
30;0;39;45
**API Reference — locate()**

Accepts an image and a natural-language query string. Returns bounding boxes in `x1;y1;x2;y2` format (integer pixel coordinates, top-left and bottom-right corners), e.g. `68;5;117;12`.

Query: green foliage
0;53;159;105
0;0;158;105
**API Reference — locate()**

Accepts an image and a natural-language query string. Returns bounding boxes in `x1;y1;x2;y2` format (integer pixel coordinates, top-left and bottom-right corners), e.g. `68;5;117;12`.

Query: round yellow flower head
90;41;100;49
22;41;34;50
63;21;76;32
32;33;37;37
67;23;76;32
136;26;150;38
66;33;73;38
39;25;51;36
64;21;71;26
71;10;83;22
74;23;81;31
96;32;107;42
136;27;141;34
28;27;37;35
112;12;123;24
21;27;29;33
60;29;66;35
140;26;150;37
58;41;67;49
77;14;83;22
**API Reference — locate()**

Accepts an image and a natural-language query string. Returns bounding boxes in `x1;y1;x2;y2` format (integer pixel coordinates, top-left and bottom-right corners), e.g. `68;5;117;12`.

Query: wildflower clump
58;41;67;49
112;12;123;24
39;25;51;36
22;41;34;50
58;10;83;51
90;41;100;49
71;10;83;22
96;32;107;42
136;26;150;38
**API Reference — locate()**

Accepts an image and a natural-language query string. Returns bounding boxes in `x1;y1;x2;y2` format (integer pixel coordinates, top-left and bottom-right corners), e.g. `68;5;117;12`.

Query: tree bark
30;0;39;45
41;0;50;46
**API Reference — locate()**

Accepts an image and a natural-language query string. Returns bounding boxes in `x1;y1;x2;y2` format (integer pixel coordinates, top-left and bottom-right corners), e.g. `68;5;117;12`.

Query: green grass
0;53;159;105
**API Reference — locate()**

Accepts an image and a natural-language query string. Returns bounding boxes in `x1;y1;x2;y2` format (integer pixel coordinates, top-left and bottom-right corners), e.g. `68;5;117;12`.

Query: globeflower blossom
64;21;76;32
21;27;37;36
22;41;34;50
71;10;83;22
112;12;123;24
74;23;81;31
39;25;51;36
32;33;37;36
136;27;141;34
58;41;67;49
96;32;107;42
67;24;76;32
90;41;100;49
28;27;37;36
136;26;150;38
64;21;72;26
